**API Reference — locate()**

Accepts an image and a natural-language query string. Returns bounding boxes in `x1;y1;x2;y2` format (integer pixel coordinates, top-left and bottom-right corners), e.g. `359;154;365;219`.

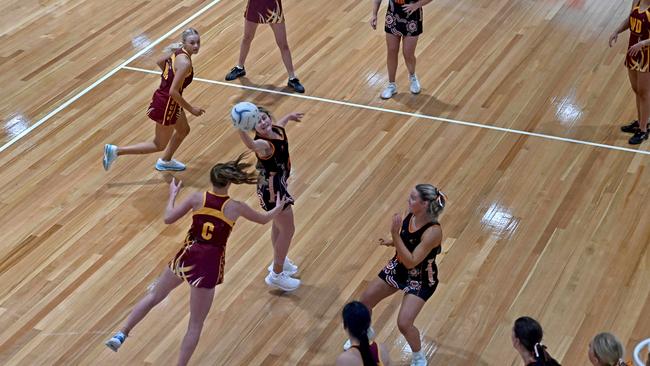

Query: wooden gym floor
0;0;648;365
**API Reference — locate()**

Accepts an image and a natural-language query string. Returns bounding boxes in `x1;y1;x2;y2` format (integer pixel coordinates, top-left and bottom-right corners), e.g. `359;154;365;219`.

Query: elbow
403;259;417;269
164;216;174;224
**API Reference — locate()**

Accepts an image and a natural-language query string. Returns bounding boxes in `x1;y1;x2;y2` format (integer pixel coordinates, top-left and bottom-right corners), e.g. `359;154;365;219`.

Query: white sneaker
155;158;186;171
103;144;118;171
265;271;300;292
105;331;126;352
411;351;427;366
343;326;375;350
409;74;421;94
380;83;397;99
267;257;298;276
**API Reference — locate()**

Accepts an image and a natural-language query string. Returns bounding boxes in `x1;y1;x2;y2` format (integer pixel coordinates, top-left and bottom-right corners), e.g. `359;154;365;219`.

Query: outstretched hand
169;177;182;197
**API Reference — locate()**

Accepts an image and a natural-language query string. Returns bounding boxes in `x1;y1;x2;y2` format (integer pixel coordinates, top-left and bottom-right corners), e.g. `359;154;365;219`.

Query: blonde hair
415;184;446;221
592;333;626;366
164;28;199;53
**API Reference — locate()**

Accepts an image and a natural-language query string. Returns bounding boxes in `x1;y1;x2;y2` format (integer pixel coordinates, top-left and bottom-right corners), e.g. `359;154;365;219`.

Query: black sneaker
629;130;649;144
288;77;305;93
621;120;640;133
225;66;246;81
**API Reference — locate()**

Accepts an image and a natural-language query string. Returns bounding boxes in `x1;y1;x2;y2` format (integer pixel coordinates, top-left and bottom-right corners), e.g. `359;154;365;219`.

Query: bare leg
177;285;215;366
271;206;295;274
238;20;259;67
117;123;173;156
120;267;183;336
629;69;641;124
269;22;296;78
636;70;650;132
359;277;398;313
161;111;190;161
385;34;401;83
396;294;426;352
402;35;419;76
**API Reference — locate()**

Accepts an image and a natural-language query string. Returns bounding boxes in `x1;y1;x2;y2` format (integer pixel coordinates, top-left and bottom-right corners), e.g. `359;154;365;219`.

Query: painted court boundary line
122;66;650;156
0;0;224;154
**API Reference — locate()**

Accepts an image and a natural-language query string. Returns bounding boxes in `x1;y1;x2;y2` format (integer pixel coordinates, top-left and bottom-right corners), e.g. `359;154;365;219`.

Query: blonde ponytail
164;28;199;54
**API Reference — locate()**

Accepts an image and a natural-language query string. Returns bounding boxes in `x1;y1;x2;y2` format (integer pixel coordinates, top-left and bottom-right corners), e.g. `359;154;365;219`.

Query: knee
359;297;374;312
153;139;167;151
188;319;206;332
397;317;414;334
150;289;168;305
276;40;290;52
286;222;295;237
242;32;255;45
177;124;191;137
403;52;416;62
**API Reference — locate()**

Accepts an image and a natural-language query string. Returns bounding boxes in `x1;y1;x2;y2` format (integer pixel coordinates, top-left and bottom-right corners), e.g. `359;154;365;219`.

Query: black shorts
378;256;438;301
257;173;294;211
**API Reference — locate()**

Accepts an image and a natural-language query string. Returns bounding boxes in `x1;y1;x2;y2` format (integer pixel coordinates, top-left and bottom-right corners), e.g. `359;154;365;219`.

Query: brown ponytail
210;153;258;187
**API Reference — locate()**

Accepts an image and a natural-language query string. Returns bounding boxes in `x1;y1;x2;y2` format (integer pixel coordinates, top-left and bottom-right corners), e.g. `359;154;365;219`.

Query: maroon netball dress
626;1;650;72
169;192;234;288
244;0;284;24
147;48;194;126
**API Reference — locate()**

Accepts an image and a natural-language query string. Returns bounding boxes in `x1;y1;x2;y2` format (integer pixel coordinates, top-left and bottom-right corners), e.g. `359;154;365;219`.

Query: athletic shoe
411;351;428;366
225;66;246;81
288;78;305;93
621;120;640;133
267;257;298;276
629;130;649;145
265;271;300;291
409;74;421;94
155;158;186;171
103;144;118;171
105;331;126;352
381;83;397;99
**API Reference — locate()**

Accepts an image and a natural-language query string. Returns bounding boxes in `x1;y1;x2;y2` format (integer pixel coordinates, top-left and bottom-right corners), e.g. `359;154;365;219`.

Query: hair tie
533;343;542;358
436;191;446;208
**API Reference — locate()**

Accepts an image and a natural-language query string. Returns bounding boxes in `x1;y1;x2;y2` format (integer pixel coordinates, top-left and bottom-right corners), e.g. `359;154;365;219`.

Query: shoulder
335;350;358;366
190;191;205;208
174;53;191;68
223;198;242;210
425;222;441;233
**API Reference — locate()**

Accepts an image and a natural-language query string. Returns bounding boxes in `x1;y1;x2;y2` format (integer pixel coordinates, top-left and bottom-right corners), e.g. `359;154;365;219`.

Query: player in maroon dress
105;154;287;366
103;28;205;171
224;0;305;93
610;0;650;144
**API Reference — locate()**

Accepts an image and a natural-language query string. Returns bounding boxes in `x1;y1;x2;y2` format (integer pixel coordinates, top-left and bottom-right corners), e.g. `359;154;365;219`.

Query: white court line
122;65;650;156
0;0;224;154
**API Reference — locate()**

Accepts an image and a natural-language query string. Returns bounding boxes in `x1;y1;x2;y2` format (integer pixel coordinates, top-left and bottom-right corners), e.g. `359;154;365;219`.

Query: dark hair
514;317;561;366
210;153;258;188
257;106;272;120
342;301;377;366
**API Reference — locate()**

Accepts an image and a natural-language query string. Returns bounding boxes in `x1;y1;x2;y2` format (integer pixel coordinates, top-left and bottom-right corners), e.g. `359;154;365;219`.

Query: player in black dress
236;106;303;292
345;184;446;366
370;0;433;99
